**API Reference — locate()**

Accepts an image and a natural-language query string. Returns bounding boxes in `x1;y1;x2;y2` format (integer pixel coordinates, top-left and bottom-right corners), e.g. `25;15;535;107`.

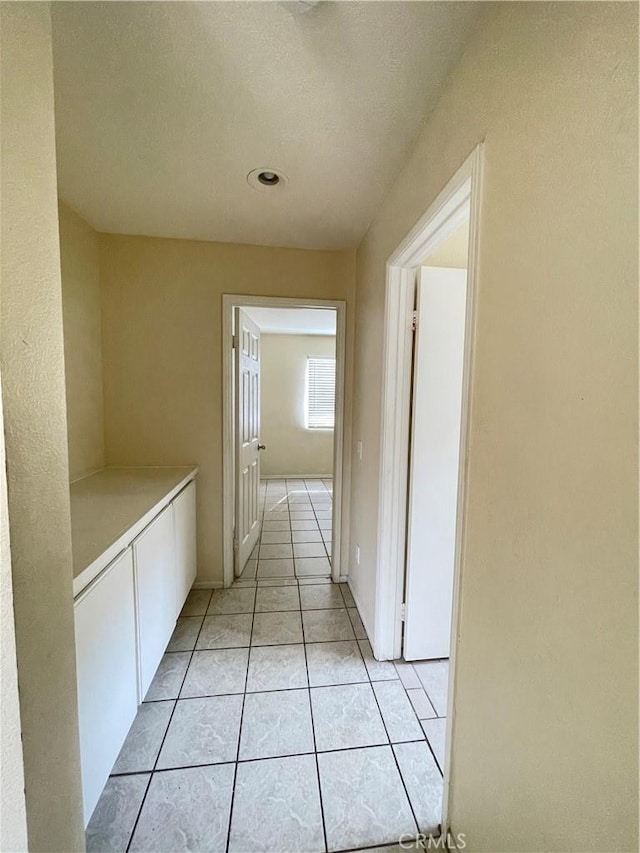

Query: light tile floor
86;478;450;853
241;478;334;580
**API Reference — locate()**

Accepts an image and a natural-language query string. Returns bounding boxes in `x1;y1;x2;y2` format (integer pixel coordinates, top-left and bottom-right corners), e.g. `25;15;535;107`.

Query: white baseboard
347;577;375;649
192;581;224;589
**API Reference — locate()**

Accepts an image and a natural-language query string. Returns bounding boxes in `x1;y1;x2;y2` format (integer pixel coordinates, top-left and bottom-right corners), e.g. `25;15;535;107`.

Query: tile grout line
224;592;256;853
333;599;434;843
124;587;213;852
402;662;445;735
165;628;395;653
174;582;446;762
310;484;332;565
109;738;432;779
293;479;313;578
262;481;441;843
112;479;443;852
404;669;446;766
301;594;329;853
361;640;423;842
287;480;295;579
404;660;438;718
137;673;415;705
264;479;326;853
422;732;444;777
137;673;443;716
372;653;448;816
261;479;332;581
163;592;443;731
307;622;423;849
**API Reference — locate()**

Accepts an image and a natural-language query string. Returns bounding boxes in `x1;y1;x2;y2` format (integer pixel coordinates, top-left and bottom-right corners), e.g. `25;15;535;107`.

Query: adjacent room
233;306;338;582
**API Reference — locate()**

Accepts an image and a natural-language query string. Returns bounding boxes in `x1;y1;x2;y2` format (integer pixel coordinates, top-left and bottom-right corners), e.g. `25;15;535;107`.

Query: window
306;357;335;429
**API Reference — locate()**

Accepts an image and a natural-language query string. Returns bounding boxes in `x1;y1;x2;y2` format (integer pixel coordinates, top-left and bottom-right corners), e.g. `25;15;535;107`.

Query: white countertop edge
72;467;198;600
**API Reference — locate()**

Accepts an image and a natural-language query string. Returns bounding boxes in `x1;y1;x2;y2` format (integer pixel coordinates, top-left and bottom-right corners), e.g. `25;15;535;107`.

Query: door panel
404;267;467;661
173;481;197;613
234;308;261;574
133;505;176;697
74;548;138;824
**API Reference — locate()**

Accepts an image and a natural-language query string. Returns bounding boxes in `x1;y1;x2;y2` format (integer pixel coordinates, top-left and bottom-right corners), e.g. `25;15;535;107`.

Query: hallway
242;478;335;580
85;479;448;852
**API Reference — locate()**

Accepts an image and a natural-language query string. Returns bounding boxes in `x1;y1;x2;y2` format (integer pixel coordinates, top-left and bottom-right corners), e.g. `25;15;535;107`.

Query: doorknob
258;444;266;451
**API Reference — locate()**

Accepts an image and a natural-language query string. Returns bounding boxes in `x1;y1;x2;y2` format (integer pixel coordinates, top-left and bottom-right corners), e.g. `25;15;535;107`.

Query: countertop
71;466;198;597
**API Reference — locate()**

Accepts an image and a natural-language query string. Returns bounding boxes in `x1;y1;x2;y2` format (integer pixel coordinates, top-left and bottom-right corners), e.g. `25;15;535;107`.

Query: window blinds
306;357;336;429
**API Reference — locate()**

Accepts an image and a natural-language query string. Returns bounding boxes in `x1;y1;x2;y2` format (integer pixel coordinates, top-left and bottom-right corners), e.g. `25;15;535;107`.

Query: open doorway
236;306;336;581
399;218;470;801
222;296;346;589
373;145;483;837
404;221;470;665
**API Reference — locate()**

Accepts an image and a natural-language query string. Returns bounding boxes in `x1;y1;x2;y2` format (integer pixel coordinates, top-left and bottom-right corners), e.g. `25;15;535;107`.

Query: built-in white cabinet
173;479;197;613
133;504;177;700
74;548;138;825
73;475;197;826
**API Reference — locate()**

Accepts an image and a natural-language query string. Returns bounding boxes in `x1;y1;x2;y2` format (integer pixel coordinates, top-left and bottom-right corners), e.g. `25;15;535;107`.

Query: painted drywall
0;4;85;850
260;334;335;476
0;379;28;853
100;235;355;585
59;199;105;481
349;3;638;850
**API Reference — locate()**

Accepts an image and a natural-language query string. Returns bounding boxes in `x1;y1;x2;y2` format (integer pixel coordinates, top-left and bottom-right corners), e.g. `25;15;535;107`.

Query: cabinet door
134;505;176;699
74;548;137;825
173;481;197;613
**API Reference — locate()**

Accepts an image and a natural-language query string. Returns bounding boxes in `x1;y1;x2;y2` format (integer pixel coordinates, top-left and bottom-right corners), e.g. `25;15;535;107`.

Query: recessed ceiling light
247;168;288;192
258;171;279;186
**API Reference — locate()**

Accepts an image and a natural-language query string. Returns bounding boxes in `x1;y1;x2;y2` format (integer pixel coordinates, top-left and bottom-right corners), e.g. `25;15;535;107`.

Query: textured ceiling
52;1;480;250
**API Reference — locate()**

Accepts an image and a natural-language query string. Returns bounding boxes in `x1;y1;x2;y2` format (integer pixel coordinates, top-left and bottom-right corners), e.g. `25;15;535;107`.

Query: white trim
345;578;375;645
191;581;224;590
372;144;484;834
374;264;416;659
222;294;347;588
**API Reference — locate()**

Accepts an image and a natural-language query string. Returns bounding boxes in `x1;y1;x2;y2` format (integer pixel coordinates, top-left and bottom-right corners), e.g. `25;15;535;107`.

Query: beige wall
59;200;105;481
349;3;638;850
0;378;28;853
260;334;335;477
0;4;84;849
100;235;355;585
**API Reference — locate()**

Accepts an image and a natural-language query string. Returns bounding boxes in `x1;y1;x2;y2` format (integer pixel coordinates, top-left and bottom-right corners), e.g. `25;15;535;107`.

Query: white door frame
372;144;483;834
222;294;347;588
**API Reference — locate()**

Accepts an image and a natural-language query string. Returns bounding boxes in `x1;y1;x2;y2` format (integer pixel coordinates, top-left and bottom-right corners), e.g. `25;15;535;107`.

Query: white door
234;308;262;574
404;266;468;661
